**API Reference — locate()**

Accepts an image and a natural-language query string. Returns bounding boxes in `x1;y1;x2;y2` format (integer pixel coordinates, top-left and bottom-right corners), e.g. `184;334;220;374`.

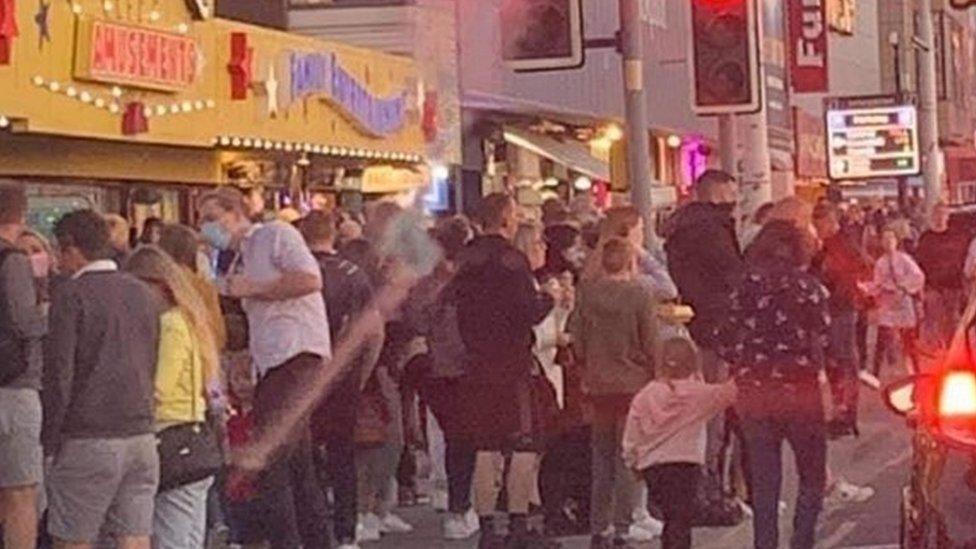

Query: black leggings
643;463;701;549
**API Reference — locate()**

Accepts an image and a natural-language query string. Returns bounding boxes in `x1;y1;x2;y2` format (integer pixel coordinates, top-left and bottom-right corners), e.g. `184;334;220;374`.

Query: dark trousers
445;437;476;514
643;463;700;549
254;353;332;549
314;372;362;544
739;384;826;549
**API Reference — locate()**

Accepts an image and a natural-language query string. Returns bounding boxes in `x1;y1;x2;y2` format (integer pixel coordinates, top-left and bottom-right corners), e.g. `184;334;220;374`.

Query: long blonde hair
125;245;220;386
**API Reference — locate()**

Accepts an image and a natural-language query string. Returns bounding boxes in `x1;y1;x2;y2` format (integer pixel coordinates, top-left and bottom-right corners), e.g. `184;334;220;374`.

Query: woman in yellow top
125;246;220;549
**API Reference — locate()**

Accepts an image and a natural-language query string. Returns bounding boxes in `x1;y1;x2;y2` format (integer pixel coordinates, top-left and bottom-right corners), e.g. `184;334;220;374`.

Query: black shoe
506;530;562;549
590;535;631;549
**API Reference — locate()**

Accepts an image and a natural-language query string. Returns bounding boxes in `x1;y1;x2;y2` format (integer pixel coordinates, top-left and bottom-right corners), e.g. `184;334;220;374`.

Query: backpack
0;247;31;385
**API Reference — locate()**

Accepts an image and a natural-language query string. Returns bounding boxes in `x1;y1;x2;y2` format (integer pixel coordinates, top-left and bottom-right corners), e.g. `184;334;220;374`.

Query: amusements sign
826;99;920;180
289;51;407;137
789;0;829;93
74;19;199;92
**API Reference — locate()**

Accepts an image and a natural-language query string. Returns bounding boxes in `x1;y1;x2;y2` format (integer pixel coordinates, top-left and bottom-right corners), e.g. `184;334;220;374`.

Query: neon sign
288;51;406;137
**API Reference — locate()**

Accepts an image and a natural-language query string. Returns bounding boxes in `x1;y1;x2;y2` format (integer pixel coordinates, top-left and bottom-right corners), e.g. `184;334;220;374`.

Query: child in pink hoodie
622;337;737;549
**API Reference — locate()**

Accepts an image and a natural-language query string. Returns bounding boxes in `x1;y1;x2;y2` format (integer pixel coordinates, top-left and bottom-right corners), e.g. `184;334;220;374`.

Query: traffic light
500;0;584;72
689;0;761;115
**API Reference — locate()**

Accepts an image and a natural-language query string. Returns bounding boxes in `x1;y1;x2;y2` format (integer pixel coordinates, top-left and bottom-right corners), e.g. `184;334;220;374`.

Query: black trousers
254;353;332;549
643;463;701;549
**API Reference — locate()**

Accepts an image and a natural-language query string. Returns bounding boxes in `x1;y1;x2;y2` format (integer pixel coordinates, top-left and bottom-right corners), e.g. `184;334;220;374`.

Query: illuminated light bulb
0;117;9;129
71;3;82;14
193;100;204;110
155;105;167;116
143;106;153;117
264;141;273;150
94;98;106;108
274;142;283;151
205;99;216;109
169;104;179;114
177;23;189;34
111;86;123;98
230;137;242;147
666;134;683;149
179;101;191;113
284;143;294;152
66;87;77;98
32;76;44;86
48;81;60;92
218;136;231;146
242;138;253;148
102;0;113;11
108;103;120;114
80;91;92;103
603;124;624;142
148;10;160;21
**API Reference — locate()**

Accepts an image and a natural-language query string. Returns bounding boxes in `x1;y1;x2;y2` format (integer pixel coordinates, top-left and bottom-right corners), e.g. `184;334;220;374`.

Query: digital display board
826;104;920;180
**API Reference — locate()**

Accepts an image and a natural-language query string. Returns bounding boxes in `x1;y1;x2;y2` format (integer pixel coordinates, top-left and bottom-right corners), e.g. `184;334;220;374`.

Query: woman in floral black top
716;220;832;549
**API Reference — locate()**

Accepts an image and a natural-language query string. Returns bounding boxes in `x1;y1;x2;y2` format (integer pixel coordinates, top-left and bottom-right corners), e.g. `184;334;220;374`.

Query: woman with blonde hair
125;246;221;549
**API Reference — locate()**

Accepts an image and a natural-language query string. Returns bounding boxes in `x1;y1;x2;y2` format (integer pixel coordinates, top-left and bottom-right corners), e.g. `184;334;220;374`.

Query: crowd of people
0;172;972;549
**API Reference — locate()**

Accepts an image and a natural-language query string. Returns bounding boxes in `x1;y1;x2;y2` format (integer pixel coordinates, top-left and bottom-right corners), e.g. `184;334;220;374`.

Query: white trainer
356;514;382;542
625;523;658;542
831;479;876;504
379;512;414;534
444;512;477;540
632;509;664;538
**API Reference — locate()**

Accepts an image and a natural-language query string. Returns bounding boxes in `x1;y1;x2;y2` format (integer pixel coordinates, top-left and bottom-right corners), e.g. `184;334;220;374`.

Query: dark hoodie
451;235;553;380
664;202;744;345
570;278;657;397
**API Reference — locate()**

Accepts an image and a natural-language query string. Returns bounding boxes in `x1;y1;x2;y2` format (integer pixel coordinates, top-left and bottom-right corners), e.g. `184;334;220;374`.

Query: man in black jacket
43;210;160;549
664;169;744;504
452;194;555;548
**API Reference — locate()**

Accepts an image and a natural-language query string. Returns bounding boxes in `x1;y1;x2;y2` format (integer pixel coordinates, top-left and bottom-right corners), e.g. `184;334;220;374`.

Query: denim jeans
153;476;214;549
253;353;331;549
739;382;826;549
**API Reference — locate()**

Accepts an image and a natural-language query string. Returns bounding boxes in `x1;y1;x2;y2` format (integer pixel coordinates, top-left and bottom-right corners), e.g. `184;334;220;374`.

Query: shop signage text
826;104;920;180
75;19;198;92
789;0;829;93
289;51;406;137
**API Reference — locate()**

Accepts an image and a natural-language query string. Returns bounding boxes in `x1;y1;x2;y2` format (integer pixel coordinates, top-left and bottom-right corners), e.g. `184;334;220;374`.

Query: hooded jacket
622;378;736;470
570;278;657;397
664;202;744;345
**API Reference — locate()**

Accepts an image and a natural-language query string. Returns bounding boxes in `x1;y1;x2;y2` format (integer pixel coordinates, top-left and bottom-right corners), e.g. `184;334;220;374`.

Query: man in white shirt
198;187;331;549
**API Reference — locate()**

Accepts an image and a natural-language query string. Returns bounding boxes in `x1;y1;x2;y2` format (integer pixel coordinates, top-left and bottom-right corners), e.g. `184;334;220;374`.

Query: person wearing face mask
16;228;55;307
0;186;46;549
663;170;745;506
196;187;332;549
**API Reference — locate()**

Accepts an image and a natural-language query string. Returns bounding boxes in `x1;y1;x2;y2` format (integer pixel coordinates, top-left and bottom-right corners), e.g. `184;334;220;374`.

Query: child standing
622;338;737;549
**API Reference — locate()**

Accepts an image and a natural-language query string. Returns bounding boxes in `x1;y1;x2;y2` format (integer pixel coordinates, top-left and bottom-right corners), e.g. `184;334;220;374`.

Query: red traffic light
689;0;761;114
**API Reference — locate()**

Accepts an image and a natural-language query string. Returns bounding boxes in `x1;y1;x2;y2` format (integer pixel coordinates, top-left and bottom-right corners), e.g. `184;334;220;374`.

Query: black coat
664;202;745;347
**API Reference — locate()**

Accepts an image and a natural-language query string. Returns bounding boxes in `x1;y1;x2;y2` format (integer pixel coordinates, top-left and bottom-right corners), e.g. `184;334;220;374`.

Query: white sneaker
356;514;382;542
859;370;882;390
831;479;876;504
337;544;362;549
430;489;449;512
625;523;658;542
444;512;478;540
465;509;481;534
632;509;664;537
379;512;414;534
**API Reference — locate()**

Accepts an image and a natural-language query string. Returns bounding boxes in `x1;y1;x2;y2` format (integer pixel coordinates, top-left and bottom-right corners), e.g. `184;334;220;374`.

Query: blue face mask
200;221;233;251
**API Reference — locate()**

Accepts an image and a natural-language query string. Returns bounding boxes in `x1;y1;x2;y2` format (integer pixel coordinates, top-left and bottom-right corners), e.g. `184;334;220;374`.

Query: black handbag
156;343;223;492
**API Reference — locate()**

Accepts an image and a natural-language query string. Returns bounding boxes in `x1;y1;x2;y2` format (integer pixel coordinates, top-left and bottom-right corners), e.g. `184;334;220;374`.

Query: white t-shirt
240;222;332;375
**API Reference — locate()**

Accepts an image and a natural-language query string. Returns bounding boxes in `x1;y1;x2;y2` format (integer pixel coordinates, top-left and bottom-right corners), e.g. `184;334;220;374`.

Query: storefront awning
503;127;610;181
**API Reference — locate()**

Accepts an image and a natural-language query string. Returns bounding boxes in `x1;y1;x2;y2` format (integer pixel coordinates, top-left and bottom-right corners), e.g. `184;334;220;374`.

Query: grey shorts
0;388;43;488
47;435;159;543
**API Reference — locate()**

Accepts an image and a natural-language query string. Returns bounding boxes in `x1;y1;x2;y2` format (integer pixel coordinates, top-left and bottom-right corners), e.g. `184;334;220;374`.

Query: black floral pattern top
715;266;833;383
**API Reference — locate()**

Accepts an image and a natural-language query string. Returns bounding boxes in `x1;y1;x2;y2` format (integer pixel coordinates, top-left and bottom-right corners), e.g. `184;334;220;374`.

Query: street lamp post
890;31;908;209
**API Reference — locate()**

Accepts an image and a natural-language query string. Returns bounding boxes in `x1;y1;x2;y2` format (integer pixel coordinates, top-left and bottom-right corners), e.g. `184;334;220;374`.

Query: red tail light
939;371;976;417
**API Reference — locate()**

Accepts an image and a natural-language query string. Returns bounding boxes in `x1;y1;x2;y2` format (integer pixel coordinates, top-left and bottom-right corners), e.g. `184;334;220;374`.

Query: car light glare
939;371;976;417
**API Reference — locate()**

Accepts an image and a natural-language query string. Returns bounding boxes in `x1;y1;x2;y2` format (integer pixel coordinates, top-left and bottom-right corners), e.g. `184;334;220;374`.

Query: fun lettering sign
75;19;199;92
288;51;407;137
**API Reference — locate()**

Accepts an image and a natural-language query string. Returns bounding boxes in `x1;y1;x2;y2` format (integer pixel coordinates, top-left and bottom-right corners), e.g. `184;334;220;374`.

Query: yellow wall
0;0;425;181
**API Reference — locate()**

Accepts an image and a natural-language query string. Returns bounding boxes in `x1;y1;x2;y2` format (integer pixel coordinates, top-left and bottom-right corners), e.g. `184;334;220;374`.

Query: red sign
0;0;18;65
227;32;252;100
77;20;198;91
789;0;828;93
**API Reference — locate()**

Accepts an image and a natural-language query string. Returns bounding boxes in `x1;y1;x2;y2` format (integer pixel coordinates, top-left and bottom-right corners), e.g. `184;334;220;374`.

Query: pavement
367;383;912;549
